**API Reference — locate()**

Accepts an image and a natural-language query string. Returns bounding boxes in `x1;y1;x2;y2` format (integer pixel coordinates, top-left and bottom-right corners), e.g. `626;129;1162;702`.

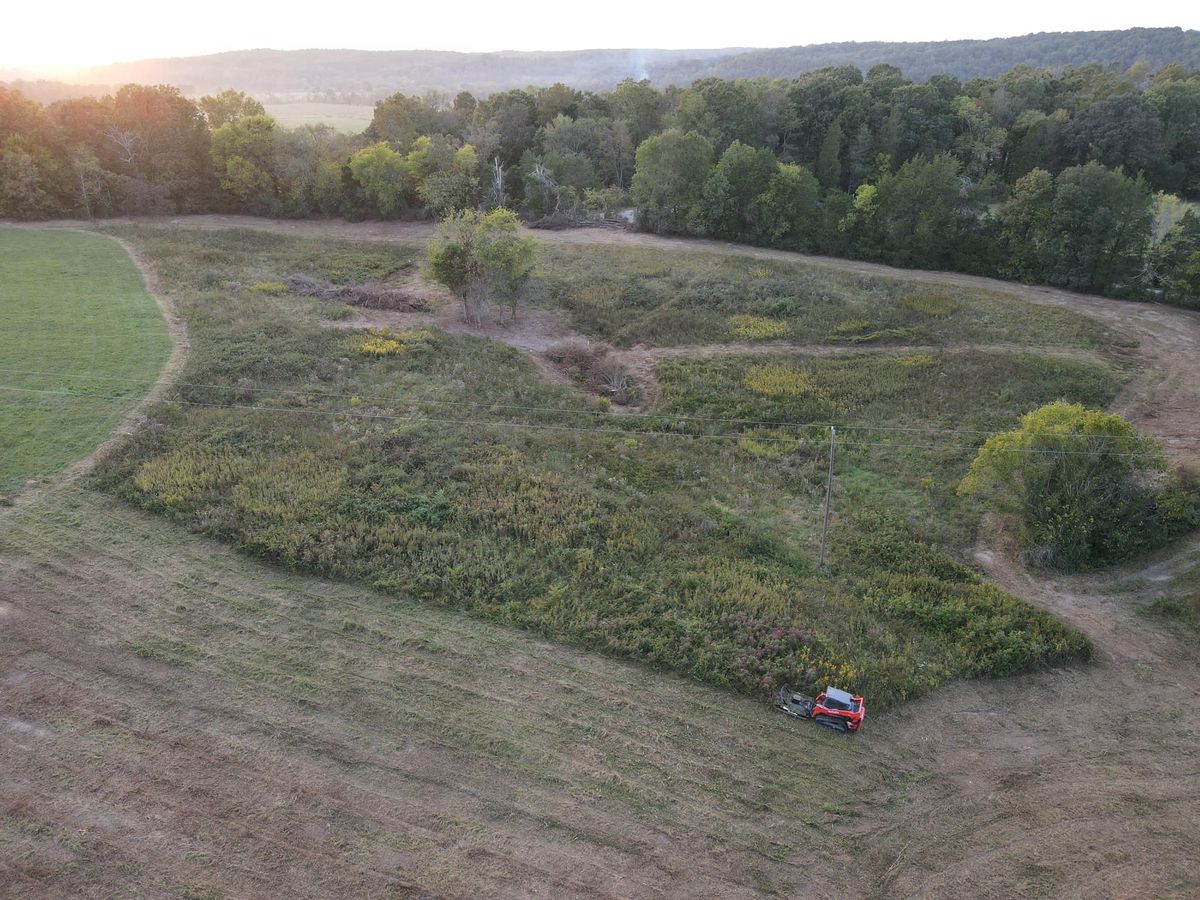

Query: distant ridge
653;27;1200;84
75;48;738;97
68;28;1200;97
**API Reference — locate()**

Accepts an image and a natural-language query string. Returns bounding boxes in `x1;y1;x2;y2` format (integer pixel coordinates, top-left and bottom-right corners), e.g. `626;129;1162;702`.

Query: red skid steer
776;684;866;733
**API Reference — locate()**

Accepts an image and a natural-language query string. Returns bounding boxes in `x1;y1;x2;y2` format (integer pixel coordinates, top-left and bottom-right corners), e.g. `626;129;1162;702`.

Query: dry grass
0;488;888;898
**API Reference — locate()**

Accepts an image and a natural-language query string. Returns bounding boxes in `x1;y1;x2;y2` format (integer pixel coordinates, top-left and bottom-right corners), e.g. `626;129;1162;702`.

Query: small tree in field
959;402;1196;570
427;208;537;324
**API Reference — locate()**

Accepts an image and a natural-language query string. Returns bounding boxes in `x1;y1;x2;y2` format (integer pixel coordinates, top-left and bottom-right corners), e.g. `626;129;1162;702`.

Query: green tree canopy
958;402;1195;570
427;208;538;322
699;140;779;241
630;128;713;234
348;142;410;218
199;89;266;128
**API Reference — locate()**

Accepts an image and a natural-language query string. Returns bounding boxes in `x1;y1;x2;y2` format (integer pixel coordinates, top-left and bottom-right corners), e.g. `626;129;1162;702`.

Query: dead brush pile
545;339;636;404
284;274;429;311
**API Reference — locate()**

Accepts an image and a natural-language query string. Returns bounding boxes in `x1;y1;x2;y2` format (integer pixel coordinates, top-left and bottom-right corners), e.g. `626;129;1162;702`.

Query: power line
0;367;1156;445
0;383;1166;459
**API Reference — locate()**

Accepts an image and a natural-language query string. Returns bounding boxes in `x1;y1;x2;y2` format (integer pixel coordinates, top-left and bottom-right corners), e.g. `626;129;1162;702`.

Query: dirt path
3;231;189;511
334;285;1107;411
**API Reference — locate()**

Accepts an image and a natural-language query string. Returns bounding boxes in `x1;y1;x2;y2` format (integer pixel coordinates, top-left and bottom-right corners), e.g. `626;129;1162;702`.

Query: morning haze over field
2;6;1200;897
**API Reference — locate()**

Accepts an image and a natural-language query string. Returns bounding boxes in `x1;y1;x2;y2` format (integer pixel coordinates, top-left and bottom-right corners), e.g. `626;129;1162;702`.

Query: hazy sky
5;0;1196;73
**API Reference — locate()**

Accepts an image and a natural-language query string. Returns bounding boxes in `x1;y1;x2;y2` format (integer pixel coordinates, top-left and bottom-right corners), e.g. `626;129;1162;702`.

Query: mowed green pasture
0;229;171;497
263;102;374;132
84;225;1122;710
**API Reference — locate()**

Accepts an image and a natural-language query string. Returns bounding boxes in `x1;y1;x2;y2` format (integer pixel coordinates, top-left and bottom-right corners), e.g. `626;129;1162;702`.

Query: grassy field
79;225;1122;710
3;222;1196;897
534;243;1118;349
0;229;171;498
263;102;374;132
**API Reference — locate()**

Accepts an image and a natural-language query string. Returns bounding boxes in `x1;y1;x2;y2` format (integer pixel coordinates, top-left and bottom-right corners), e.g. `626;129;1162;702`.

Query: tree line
1;62;1198;304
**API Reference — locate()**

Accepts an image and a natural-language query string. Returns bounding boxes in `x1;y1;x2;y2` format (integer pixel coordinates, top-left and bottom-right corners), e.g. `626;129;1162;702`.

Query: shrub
360;333;404;356
133;447;250;509
899;292;959;317
456;452;603;545
1148;592;1200;633
833;318;872;336
737;429;796;459
358;326;435;356
250;281;288;295
231;452;345;522
743;364;810;397
728;314;788;340
545;340;636;404
845;327;918;344
959;402;1196;570
894;353;937;368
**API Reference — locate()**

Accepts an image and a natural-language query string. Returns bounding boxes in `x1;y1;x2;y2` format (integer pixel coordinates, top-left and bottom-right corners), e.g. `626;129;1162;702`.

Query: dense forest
2;60;1199;304
60;28;1200;95
654;28;1200;84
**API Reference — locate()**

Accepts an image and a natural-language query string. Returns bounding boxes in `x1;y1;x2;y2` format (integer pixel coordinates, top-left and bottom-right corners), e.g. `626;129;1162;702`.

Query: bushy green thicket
960;402;1200;570
93;229;1126;708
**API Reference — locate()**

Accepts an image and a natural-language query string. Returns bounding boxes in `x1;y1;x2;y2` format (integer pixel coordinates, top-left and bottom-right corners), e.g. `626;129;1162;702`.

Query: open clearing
262;102;375;132
2;218;1199;897
0;229;173;500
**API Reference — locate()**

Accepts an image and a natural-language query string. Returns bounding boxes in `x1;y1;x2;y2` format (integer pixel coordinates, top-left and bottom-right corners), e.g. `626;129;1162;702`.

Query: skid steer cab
775;684;866;733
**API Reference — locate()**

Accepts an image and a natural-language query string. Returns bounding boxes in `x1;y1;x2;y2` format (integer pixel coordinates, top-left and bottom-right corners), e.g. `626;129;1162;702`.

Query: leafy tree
348;142;410;217
1147;77;1200;195
107;84;213;212
427;208;537;322
674;78;782;153
952;95;1005;178
698;141;778;240
0;137;54;218
417;143;480;217
210;114;277;212
880;82;958;163
630;129;713;234
469;89;537;169
367;93;449;148
270;124;356;217
1149;209;1200;306
869;153;986;269
611;78;667;146
997;168;1057;282
783;66;864;164
199;89;266;128
1065;94;1167;179
755;162;821;247
959;402;1195;570
1003;109;1067;181
1046;162;1154;292
533;83;581;125
816;118;843;188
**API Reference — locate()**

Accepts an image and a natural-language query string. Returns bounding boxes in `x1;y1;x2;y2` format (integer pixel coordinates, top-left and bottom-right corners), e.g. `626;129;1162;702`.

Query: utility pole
818;426;837;569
